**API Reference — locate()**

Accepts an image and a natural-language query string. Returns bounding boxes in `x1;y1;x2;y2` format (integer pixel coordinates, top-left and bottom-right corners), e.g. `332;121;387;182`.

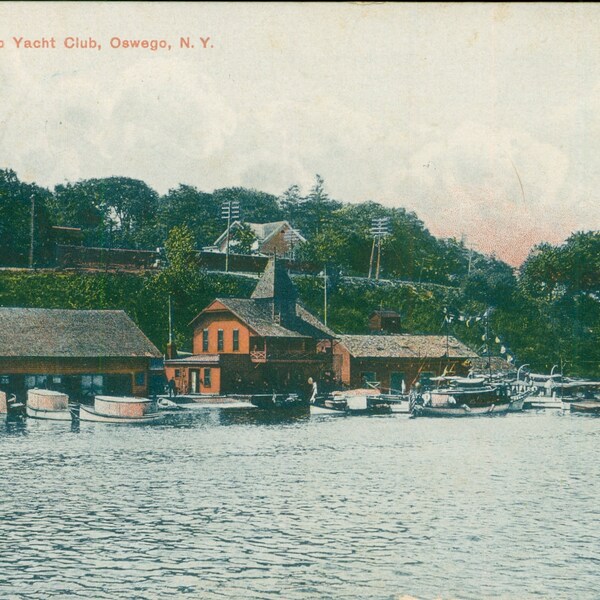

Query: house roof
213;220;306;247
0;308;161;358
251;258;297;301
165;354;221;365
209;298;334;339
370;310;401;318
338;334;477;359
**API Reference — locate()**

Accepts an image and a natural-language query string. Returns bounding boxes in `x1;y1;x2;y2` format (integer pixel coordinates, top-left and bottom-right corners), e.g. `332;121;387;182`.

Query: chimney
369;310;402;334
166;341;178;360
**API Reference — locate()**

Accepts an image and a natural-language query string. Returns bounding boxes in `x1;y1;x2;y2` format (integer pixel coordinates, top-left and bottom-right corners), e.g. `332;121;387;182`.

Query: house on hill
165;259;334;395
333;333;477;393
0;308;162;400
208;221;306;256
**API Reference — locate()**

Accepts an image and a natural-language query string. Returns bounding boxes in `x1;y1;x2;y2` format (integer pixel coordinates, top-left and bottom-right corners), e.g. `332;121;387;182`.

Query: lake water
1;408;599;599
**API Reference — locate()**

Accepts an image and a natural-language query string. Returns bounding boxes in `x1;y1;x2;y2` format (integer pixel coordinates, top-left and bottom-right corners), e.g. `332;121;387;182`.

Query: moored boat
1;391;25;419
311;389;392;416
411;377;511;417
569;400;600;414
79;395;165;424
250;392;307;410
26;389;72;421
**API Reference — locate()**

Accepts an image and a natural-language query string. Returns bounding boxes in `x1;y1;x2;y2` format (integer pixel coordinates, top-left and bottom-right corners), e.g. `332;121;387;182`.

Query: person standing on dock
308;377;318;404
168;378;177;398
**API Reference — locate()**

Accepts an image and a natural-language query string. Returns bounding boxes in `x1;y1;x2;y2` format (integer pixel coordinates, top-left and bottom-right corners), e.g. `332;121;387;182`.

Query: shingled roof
338;334;477;359
213;220;306;248
251;258;297;302
211;298;334;339
0;308;161;358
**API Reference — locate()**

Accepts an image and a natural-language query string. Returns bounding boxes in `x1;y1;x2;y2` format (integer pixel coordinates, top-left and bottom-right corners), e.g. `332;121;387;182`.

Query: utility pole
168;294;173;345
221;200;240;272
29;194;35;269
369;217;390;280
323;265;328;327
367;237;376;279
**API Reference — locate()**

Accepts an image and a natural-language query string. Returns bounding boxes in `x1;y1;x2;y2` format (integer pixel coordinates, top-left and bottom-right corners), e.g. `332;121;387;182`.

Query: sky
0;3;599;266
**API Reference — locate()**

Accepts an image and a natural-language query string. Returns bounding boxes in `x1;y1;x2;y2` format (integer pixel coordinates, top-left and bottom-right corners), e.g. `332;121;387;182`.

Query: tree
230;223;257;254
212;187;283;224
48;177;160;249
158;184;220;249
0;169;53;266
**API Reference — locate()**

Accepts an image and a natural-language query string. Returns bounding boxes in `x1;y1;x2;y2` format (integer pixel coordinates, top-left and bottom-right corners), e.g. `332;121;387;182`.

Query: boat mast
485;308;492;379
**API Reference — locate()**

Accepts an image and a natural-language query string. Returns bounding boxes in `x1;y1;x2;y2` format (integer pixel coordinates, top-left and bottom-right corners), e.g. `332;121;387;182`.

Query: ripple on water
1;410;599;599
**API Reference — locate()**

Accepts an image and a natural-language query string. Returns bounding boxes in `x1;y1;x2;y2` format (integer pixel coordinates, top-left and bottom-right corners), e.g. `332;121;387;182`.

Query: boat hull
250;393;307;410
524;397;565;409
570;401;600;414
413;402;510;417
311;395;392;416
26;405;72;421
79;405;165;423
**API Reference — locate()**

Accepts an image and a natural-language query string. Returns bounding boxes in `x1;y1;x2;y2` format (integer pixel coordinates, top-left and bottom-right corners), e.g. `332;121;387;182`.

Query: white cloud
0;4;599;265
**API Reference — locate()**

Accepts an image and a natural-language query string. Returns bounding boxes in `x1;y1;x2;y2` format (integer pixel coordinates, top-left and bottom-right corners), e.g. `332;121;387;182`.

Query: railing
250;350;330;363
250;350;267;362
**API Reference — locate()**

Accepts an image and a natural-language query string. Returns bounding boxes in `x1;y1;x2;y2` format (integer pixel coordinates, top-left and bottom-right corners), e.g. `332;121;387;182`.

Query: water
1;408;599;600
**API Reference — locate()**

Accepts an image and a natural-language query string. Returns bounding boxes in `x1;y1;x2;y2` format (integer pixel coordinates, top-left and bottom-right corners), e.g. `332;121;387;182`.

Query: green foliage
158;184;221;249
49;176;160;249
0;169;53;266
230;223;257;254
0;167;598;377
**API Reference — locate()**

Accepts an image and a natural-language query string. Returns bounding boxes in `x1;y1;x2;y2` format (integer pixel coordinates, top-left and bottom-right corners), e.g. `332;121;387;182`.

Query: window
202;329;209;352
217;329;224;352
25;375;48;389
174;369;181;377
81;375;104;396
0;376;10;385
233;329;239;351
52;376;62;384
203;368;212;388
135;372;146;387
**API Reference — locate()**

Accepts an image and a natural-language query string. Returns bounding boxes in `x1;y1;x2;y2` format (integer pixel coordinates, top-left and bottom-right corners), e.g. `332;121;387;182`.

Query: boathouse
333;334;477;392
0;308;162;400
165;259;334;395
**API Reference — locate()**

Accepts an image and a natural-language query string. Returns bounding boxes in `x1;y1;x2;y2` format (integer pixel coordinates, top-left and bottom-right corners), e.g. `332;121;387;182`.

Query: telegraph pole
367;237;376;279
168;294;173;345
221;200;240;272
29;194;35;269
323;265;328;327
369;217;390;280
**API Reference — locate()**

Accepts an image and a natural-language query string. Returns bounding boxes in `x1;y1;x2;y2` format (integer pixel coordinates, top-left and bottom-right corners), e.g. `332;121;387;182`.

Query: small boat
570;401;600;414
507;392;530;412
79;395;165;424
311;389;392;415
250;392;307;410
1;391;25;419
411;377;511;417
26;389;72;421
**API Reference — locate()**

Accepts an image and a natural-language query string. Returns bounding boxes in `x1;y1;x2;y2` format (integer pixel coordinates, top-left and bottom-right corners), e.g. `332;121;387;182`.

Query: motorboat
79;395;165;424
311;389;392;415
250;392;307;410
411;377;512;417
26;389;72;421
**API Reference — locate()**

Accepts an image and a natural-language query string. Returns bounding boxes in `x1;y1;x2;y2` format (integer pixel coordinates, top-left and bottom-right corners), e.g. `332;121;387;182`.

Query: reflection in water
0;408;599;600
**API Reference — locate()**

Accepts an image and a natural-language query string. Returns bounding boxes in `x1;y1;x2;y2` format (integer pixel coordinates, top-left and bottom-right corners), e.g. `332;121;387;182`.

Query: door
190;369;200;394
390;372;405;394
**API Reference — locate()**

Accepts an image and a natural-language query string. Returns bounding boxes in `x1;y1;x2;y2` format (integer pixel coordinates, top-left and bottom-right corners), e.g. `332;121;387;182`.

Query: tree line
0;168;598;376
